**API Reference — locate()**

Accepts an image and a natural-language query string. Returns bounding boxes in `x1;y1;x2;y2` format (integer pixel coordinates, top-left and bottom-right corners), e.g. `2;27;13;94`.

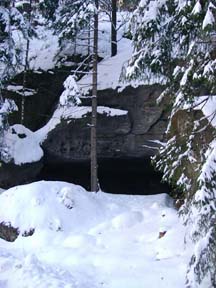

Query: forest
0;1;215;287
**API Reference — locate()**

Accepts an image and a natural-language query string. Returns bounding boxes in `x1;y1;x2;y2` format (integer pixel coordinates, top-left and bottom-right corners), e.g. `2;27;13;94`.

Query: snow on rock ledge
5;124;43;165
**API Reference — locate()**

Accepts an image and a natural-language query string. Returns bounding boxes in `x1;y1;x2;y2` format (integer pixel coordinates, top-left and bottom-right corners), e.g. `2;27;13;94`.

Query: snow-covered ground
0;181;189;288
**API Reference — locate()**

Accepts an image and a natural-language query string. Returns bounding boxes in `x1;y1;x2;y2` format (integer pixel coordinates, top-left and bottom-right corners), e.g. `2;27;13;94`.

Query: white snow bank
4;124;43;165
0;188;5;194
0;181;189;288
0;181;102;235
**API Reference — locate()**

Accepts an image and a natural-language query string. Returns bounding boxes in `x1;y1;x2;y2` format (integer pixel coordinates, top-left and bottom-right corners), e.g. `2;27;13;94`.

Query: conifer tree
54;0;99;191
125;0;216;287
0;1;28;161
124;0;176;82
39;0;59;20
54;0;95;51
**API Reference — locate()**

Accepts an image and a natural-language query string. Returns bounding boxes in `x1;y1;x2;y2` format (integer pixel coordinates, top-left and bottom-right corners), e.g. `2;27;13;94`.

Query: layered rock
0;84;168;189
43;85;167;162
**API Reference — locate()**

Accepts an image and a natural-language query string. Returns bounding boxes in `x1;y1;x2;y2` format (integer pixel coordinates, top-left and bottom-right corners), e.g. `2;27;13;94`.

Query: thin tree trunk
87;21;91;70
21;38;30;125
21;0;32;125
91;0;99;192
74;21;77;55
111;0;117;57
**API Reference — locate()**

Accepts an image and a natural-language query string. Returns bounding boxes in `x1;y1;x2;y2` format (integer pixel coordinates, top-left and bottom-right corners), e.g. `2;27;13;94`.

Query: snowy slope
78;37;144;93
24;12;148;91
0;181;189;288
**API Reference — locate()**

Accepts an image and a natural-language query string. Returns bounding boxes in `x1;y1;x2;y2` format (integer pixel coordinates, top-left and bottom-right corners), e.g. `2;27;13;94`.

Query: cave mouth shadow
37;158;170;195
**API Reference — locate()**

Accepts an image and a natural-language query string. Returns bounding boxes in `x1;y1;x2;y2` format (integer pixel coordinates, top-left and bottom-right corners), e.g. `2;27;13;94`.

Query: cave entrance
38;158;170;195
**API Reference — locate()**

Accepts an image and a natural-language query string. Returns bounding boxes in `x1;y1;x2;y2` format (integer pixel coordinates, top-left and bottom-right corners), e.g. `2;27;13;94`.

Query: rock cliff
43;85;167;162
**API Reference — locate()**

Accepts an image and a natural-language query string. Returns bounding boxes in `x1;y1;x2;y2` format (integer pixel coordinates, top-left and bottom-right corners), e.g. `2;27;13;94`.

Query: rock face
168;109;215;200
0;161;43;189
43;85;167;162
3;63;81;131
0;84;168;190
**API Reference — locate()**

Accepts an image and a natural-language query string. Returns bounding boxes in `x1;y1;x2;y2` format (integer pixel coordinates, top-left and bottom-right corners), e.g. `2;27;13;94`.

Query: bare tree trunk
21;0;32;125
21;39;30;125
87;21;91;70
111;0;117;57
91;0;99;192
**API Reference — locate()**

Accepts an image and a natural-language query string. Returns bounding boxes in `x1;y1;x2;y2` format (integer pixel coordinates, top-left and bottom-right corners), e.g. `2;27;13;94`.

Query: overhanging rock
42;85;168;162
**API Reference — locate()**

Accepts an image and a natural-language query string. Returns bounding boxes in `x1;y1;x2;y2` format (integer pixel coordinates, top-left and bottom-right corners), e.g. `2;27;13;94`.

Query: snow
35;105;128;144
142;0;158;23
191;1;202;15
193;96;216;127
59;75;82;106
202;5;215;30
6;85;37;97
4;124;43;165
0;188;5;194
3;103;128;165
79;38;132;93
78;36;153;94
16;11;133;78
180;62;193;87
6;17;59;75
3;11;143;165
28;25;59;71
0;181;189;288
77;11;153;94
97;106;128;116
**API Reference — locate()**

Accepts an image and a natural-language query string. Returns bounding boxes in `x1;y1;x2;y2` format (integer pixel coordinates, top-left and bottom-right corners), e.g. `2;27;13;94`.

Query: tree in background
55;0;123;59
21;0;33;125
0;0;28;161
124;0;216;287
100;0;117;56
119;0;139;11
54;0;95;53
124;0;176;83
53;0;100;191
39;0;59;20
111;0;117;56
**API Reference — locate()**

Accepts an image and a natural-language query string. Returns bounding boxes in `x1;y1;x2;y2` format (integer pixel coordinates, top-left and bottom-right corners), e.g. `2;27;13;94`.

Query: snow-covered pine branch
127;0;216;287
59;75;81;107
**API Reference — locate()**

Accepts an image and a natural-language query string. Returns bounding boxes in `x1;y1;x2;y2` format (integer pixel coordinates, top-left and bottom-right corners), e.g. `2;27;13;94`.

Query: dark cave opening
37;158;170;195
